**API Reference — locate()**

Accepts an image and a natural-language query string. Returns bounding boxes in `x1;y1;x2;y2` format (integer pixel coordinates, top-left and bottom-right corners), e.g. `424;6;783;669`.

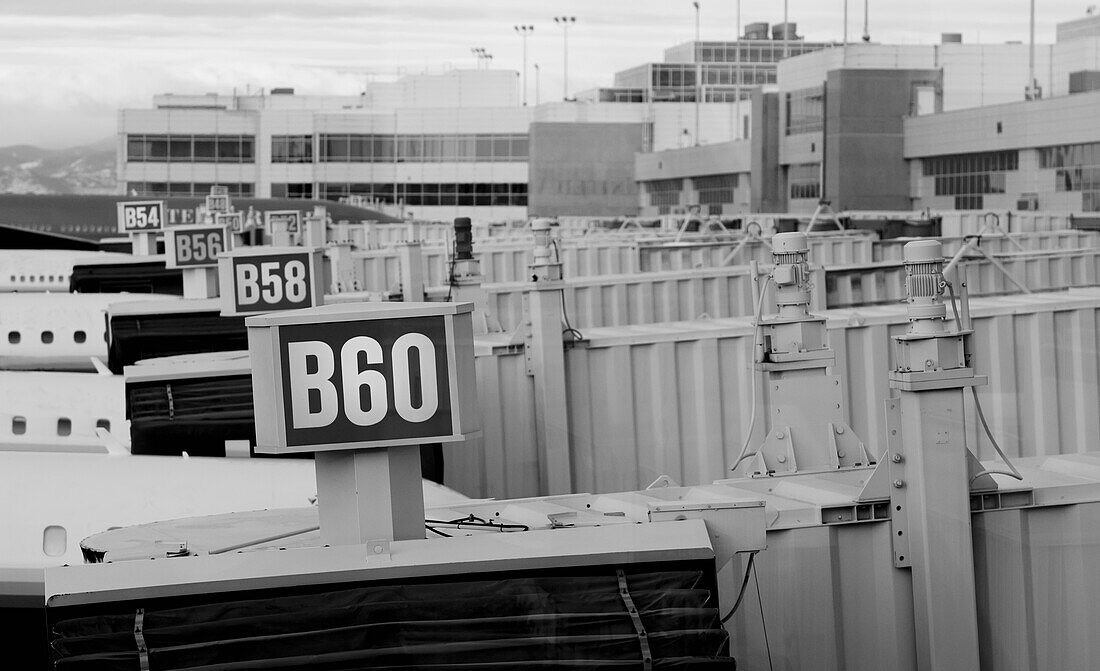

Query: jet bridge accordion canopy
47;561;733;669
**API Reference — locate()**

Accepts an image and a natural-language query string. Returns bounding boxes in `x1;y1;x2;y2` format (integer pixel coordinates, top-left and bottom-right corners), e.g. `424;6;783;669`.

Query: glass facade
319;182;527;207
271;135;313;163
317;134;528;163
785;87;824;136
923;150;1018;210
788;163;821;200
1040;142;1100;211
126;134;255;163
126;182;254;197
270;183;314;199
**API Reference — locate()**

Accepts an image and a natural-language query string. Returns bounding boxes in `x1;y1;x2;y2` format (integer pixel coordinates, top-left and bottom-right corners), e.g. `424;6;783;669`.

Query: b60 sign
116;201;165;233
164;226;228;268
247;303;477;453
218;248;323;316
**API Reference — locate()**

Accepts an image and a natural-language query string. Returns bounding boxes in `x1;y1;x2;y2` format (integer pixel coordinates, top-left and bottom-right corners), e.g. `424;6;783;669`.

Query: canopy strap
134;608;150;671
616;569;653;671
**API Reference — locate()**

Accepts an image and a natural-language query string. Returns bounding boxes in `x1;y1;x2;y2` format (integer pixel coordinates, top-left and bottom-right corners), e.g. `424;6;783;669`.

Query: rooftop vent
772;22;798;40
744;22;769;40
271;87;295;95
941;33;963;44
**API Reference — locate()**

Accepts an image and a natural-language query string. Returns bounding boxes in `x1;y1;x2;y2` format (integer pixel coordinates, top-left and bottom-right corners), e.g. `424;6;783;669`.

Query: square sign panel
116;201;165;233
164;225;230;269
218;247;324;316
265;210;302;234
247;302;478;453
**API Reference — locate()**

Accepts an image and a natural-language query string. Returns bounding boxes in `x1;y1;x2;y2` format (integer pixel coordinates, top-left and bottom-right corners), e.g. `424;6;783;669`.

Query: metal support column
314;446;426;545
889;239;983;671
398;240;424;302
527;218;573;495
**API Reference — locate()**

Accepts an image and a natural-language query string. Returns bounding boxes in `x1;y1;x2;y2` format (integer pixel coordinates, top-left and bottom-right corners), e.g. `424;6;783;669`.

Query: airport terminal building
118;12;1100;222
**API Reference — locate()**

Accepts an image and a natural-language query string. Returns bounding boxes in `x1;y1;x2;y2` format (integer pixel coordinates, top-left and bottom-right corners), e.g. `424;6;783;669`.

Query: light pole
693;1;700;146
471;47;493;70
515;25;534;106
534;63;541;105
553;16;576;100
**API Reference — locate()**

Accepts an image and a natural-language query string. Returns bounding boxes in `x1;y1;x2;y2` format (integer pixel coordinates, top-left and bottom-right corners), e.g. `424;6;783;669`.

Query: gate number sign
116;201;165;233
218;248;323;316
165;226;228;268
266;210;302;233
246;303;476;453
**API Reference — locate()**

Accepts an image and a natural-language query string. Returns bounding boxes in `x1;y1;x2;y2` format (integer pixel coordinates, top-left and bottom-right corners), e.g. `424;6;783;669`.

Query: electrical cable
720;551;758;624
754;563;775;671
551;238;584;341
943;280;1024;484
731;275;773;472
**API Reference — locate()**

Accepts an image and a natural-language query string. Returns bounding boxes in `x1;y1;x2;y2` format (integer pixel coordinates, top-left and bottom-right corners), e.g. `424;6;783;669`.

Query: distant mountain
0;138;117;195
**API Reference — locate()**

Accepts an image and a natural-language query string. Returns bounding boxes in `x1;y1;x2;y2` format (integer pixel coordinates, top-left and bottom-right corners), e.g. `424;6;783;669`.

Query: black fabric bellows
108;312;248;374
70;261;183;295
48;565;735;670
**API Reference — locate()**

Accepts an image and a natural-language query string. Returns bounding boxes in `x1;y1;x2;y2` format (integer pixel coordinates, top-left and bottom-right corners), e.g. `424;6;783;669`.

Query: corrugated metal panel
826;248;1100;308
872;230;1100;261
637;234;875;271
938;210;1080;237
452;289;1100;499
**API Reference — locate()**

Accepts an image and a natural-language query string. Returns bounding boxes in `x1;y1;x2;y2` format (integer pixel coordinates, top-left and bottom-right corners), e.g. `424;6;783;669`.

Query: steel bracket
884;399;911;568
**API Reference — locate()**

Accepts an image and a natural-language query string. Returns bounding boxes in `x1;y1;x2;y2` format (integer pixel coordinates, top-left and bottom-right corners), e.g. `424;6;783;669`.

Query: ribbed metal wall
450;289;1100;499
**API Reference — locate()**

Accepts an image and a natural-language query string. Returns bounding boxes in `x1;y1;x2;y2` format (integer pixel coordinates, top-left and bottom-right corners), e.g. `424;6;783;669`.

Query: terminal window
788;163;821;200
318;182;527;207
785;86;824;136
646;179;683;213
271;135;313;163
923;150;1018;210
694;174;738;206
1041;142;1100;211
127;182;254;198
318;134;527;163
127;134;255;163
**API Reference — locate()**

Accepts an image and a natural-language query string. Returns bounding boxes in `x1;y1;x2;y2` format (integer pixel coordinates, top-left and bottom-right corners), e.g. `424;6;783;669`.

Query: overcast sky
0;0;1085;148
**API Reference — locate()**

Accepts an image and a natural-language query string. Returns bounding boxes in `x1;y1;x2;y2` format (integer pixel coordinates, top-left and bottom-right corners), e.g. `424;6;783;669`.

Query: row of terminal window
11;416;111;436
8;331;89;344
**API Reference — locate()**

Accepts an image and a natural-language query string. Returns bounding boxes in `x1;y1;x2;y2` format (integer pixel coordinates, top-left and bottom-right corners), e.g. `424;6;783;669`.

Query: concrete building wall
528;122;646;217
825;68;942;211
750;91;782;213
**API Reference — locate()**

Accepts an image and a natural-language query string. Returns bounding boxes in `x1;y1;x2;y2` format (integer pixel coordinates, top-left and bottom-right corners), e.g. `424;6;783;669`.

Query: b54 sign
164;225;228;268
218;247;324;316
116;201;165;233
246;302;478;453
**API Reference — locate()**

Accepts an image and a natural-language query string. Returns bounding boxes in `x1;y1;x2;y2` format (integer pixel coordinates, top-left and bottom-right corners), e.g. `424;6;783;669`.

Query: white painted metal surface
0;250;133;292
452;289;1100;499
0;292;177;371
0;371;126;452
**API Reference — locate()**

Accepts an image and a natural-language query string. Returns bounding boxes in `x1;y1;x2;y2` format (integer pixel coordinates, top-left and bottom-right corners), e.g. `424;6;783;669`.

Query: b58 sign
116;201;165;233
246;303;477;453
218;248;324;316
164;225;228;268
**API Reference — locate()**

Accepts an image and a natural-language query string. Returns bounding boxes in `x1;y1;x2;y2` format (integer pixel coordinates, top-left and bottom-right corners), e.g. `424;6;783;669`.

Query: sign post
116;200;165;256
246;302;478;545
164;225;229;299
217;246;325;316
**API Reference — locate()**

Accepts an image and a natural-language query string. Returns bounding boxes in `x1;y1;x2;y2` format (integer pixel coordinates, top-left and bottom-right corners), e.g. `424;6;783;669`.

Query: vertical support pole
526;218;572;495
528;285;572;494
314;446;425;545
398;241;425;302
304;215;326;249
131;232;156;256
271;221;291;247
896;388;981;671
182;268;219;299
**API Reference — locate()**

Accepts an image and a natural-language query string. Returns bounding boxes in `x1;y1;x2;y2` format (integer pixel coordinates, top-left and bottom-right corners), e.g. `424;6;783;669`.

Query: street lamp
553;16;576;100
534;63;541;105
693;1;700;147
515;25;534;106
471;47;493;70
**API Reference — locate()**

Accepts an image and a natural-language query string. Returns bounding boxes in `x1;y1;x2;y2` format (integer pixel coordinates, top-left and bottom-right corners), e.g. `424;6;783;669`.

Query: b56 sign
116;201;165;233
164;226;228;268
246;303;477;453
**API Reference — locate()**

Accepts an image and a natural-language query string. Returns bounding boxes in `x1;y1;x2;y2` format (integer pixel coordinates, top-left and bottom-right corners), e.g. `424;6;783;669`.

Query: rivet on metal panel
892;453;903;463
777;455;787;463
893;479;905;488
776;431;785;439
835;425;844;434
838;451;846;458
